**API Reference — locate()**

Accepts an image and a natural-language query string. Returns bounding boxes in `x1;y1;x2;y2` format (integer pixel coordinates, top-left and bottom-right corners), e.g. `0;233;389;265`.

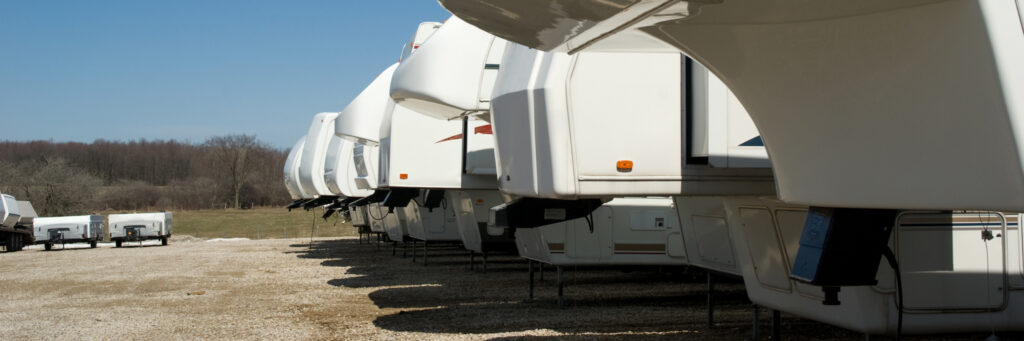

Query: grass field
169;207;356;240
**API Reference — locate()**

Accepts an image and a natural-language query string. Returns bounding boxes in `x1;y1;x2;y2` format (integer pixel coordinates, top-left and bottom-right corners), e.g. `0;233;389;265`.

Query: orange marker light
476;198;484;204
399;173;409;180
616;160;634;172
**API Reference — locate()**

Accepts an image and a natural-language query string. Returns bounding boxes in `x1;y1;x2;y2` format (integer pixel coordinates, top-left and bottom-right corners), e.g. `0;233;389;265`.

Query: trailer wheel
44;243;52;251
90;240;97;248
161;237;168;246
115;240;122;248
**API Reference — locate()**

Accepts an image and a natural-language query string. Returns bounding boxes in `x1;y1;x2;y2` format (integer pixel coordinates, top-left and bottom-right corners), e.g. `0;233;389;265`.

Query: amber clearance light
616;160;633;172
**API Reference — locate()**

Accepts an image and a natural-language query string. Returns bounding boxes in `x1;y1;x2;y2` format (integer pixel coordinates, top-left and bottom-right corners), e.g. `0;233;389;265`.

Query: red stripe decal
474;124;493;135
436;133;463;143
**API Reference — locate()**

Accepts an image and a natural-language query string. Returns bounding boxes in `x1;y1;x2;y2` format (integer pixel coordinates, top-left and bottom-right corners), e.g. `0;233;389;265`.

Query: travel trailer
320;135;369;221
338;22;444;246
388;17;514;258
334;64;397;240
436;2;1024;334
297;112;342;209
108;212;173;247
33;215;104;250
0;194;35;251
436;1;1024;208
489;44;766;278
284;136;310;209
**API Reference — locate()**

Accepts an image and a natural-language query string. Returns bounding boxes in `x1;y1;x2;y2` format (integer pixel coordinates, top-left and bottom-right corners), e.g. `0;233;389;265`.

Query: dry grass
156;206;354;240
1;237;1017;340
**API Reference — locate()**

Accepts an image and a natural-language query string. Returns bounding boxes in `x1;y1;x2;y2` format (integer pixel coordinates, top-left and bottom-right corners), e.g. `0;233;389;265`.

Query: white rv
437;1;1024;334
1;194;35;251
336;22;444;245
284;136;311;210
34;215;105;250
297;112;341;209
489;44;767;277
335;63;398;238
108;212;172;247
388;17;514;255
443;0;1024;213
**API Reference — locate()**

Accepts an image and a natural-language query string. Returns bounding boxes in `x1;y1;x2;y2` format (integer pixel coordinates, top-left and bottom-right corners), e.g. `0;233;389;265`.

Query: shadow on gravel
287;238;1024;340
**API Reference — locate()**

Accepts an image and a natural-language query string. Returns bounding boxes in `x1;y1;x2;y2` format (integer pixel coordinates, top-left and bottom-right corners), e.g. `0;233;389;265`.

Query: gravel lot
0;236;1015;340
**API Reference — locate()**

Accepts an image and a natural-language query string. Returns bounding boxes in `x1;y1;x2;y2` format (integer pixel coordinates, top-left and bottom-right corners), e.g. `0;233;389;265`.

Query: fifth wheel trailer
284;136;311;209
33;215;104;250
1;193;35;252
108;212;173;247
297;112;342;209
488;43;768;276
438;0;1024;211
336;21;444;244
387;16;513;254
438;1;1024;334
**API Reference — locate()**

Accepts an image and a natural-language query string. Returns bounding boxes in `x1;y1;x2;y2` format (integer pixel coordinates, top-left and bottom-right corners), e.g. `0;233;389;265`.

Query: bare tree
203;135;262;209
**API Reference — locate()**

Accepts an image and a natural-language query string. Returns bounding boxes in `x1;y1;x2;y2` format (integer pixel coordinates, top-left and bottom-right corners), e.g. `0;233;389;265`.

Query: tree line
0;135;288;216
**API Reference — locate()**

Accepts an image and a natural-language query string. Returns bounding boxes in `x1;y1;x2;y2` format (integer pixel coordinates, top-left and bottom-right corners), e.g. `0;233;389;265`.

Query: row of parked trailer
283;3;1024;338
0;193;172;251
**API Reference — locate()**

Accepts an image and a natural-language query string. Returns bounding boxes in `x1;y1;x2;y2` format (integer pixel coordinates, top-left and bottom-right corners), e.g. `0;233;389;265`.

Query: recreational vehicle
1;194;34;251
284;136;310;209
335;63;397;239
436;1;1024;209
297;112;341;209
34;215;104;250
388;17;513;255
489;44;768;277
435;1;1024;334
108;212;173;247
337;21;445;245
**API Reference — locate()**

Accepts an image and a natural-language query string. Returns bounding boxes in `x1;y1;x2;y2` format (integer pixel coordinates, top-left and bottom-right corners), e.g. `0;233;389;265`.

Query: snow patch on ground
205;238;251;242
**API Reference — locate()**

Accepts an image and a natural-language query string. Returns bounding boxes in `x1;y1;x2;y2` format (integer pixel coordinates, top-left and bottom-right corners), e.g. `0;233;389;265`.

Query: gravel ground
0;236;1016;340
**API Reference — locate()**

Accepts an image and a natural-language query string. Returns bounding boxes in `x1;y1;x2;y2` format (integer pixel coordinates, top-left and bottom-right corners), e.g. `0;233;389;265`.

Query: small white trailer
1;194;35;251
108;212;173;247
34;215;105;250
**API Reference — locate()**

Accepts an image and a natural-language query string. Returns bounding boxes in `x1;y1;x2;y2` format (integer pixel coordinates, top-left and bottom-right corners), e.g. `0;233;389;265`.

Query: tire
115;240;122;248
161;237;168;246
44;243;52;251
90;240;97;248
12;234;23;252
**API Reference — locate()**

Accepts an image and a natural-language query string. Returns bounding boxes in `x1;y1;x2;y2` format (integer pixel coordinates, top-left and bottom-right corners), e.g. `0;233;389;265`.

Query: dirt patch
0;237;1015;340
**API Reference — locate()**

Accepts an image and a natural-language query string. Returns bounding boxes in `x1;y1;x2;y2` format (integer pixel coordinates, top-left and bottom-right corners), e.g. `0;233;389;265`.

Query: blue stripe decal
740;136;764;147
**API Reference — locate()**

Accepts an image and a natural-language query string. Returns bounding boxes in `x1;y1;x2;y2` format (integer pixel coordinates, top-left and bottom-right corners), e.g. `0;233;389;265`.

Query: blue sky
0;1;451;149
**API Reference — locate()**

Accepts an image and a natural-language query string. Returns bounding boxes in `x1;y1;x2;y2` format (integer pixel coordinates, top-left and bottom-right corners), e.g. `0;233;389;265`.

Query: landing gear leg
707;272;715;327
557;265;565;309
528;260;535;300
